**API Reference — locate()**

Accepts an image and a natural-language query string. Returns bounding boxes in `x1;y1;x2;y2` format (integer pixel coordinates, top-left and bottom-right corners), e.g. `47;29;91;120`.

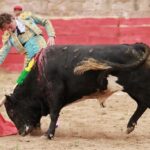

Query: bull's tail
74;43;150;75
74;58;111;75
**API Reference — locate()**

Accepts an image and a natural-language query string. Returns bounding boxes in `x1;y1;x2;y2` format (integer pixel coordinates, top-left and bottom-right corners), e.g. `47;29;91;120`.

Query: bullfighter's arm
0;42;11;65
31;14;55;38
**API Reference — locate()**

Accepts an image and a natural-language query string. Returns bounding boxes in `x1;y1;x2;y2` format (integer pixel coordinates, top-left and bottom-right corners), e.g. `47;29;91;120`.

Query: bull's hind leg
127;103;147;134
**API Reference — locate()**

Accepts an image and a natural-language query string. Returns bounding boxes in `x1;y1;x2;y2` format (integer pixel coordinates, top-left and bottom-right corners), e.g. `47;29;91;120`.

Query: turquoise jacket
0;12;55;64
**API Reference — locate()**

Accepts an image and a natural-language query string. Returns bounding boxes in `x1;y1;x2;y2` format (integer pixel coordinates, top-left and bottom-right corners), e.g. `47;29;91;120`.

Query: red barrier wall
1;18;150;71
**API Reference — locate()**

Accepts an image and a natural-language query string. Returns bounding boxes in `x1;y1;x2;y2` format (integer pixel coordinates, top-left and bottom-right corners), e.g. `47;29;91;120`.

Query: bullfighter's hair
74;58;112;75
0;13;13;29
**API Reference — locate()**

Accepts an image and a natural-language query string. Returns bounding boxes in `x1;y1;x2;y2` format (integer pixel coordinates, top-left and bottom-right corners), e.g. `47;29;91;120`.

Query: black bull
2;43;150;139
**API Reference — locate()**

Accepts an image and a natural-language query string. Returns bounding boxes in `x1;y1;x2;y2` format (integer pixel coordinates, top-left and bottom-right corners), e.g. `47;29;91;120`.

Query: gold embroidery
21;19;42;35
18;27;35;44
19;11;42;35
2;31;10;44
19;11;32;20
10;32;26;54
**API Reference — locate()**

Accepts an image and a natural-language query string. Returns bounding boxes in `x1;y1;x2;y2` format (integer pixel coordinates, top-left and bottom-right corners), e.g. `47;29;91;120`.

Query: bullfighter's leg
127;103;147;134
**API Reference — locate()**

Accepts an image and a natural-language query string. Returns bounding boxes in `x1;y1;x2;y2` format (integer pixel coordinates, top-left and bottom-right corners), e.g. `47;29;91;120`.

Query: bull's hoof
126;123;136;134
48;133;54;140
126;126;135;134
41;133;54;140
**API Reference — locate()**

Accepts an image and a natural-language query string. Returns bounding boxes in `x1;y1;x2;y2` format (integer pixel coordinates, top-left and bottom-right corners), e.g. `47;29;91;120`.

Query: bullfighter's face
4;95;41;136
2;18;17;32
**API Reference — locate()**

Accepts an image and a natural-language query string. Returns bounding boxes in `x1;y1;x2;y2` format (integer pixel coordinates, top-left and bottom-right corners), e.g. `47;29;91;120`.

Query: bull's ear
5;95;11;100
5;95;14;104
0;94;13;107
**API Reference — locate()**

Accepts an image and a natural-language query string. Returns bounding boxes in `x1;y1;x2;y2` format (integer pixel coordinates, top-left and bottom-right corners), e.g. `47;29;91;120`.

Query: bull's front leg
45;99;62;139
44;80;64;139
127;104;147;134
46;111;60;139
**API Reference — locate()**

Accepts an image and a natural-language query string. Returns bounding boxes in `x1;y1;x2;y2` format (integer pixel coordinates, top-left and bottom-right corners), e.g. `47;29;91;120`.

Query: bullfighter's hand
47;37;55;46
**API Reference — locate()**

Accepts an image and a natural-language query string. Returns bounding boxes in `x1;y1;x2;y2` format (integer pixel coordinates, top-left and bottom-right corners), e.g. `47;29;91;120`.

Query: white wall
0;0;150;18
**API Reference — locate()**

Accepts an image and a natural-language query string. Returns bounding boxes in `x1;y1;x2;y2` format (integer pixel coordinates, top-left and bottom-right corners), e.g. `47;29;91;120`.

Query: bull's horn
0;96;6;107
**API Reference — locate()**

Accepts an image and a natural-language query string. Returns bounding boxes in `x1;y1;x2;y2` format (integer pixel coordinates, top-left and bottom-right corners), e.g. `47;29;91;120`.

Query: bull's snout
19;125;33;136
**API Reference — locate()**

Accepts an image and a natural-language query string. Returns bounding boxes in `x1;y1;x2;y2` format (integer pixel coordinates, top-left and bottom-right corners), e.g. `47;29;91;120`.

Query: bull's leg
44;96;63;139
97;72;108;91
127;104;147;134
46;109;60;139
45;80;64;139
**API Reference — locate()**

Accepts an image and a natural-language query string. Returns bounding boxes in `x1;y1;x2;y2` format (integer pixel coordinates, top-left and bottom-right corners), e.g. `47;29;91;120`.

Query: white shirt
15;18;26;33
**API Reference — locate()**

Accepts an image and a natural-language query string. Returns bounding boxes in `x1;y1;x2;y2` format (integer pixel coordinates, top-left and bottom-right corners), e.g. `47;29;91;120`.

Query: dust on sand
0;70;150;150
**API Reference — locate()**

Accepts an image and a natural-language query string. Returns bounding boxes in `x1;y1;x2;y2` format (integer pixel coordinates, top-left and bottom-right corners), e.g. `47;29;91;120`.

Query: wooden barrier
0;18;150;71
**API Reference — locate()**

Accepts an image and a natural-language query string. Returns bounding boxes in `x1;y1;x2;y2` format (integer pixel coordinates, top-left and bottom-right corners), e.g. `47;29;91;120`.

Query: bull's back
44;44;147;72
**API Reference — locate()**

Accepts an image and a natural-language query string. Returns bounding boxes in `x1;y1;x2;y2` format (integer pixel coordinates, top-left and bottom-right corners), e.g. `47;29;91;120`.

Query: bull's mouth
19;125;33;136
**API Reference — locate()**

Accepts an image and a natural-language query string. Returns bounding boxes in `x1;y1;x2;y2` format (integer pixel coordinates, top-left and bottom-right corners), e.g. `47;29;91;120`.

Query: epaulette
19;11;32;20
2;31;10;44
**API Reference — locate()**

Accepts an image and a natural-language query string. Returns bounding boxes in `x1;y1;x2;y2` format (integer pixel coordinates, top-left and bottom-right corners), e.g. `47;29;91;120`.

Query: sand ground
0;69;150;150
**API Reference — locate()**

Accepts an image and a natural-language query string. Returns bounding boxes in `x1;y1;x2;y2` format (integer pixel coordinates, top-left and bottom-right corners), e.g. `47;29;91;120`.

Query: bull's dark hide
4;43;150;139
